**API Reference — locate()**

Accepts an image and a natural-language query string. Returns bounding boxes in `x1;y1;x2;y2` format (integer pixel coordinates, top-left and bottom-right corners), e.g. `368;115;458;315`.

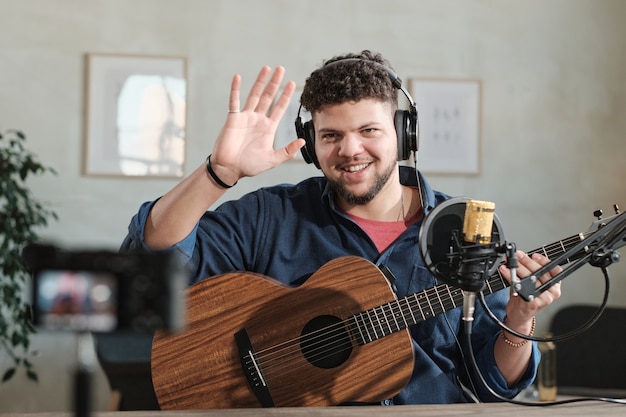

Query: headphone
294;58;419;169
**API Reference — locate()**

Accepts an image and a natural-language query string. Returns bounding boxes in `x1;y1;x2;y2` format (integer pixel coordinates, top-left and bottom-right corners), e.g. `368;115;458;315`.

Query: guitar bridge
234;328;275;407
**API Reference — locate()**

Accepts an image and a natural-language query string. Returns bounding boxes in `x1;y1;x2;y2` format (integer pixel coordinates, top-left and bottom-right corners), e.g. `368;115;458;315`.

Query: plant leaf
2;368;16;382
26;370;38;382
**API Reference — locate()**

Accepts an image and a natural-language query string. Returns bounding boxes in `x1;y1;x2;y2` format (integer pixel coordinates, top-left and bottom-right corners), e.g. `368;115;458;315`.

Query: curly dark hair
300;50;398;115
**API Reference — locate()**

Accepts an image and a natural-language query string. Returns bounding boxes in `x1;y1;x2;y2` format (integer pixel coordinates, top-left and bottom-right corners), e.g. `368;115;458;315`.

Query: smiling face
314;98;400;209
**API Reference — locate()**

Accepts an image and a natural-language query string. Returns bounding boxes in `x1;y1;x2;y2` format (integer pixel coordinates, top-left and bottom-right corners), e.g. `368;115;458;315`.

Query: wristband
501;316;536;348
205;154;237;189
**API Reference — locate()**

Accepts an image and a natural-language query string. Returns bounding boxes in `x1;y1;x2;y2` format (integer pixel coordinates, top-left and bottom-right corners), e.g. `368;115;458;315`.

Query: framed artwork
83;53;187;177
409;78;481;175
274;87;307;162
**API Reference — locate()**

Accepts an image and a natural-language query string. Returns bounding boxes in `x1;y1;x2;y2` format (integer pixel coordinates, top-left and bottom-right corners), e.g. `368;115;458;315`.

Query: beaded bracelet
205;154;237;189
500;316;536;348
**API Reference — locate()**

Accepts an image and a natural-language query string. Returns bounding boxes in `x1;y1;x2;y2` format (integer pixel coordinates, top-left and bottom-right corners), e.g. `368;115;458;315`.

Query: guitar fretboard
349;232;587;345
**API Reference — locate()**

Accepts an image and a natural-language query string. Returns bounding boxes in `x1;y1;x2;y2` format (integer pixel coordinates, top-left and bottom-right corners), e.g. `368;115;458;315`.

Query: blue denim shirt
121;166;538;404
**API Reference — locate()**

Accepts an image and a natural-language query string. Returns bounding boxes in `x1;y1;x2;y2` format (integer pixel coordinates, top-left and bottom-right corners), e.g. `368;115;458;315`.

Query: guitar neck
349;231;588;345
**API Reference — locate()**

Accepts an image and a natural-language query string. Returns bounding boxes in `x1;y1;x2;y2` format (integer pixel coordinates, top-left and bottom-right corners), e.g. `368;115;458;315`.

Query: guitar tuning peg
593;209;603;220
614;204;620;215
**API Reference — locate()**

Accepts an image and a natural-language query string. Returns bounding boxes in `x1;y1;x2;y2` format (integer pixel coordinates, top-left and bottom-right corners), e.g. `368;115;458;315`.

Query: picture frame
274;87;307;162
409;78;481;175
83;53;187;177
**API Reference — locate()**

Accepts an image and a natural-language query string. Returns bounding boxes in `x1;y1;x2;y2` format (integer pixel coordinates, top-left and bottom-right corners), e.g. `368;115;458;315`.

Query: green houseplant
0;129;57;382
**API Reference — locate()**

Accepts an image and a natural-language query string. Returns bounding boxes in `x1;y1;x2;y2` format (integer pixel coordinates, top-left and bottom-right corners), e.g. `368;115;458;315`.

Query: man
121;50;561;405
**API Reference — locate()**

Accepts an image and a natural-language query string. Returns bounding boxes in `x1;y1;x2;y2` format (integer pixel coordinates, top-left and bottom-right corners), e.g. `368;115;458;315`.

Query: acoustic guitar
151;210;625;409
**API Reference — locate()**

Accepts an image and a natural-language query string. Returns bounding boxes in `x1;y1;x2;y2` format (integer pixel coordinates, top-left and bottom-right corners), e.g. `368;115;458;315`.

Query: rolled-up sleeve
119;199;199;263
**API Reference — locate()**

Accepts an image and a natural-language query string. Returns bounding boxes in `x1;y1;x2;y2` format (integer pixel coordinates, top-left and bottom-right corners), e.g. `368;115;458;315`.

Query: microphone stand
515;208;626;301
454;232;518;336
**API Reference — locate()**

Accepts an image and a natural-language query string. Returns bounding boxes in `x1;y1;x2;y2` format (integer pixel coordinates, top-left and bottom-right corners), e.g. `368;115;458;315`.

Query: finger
534;279;562;309
517;251;549;277
256;66;286;113
531;253;562;274
530;253;563;283
500;250;530;281
523;254;563;304
268;81;296;123
242;66;273;112
278;138;306;161
228;74;242;113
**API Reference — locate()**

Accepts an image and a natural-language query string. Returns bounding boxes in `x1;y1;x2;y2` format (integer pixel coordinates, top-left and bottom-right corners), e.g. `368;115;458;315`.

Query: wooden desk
1;401;625;417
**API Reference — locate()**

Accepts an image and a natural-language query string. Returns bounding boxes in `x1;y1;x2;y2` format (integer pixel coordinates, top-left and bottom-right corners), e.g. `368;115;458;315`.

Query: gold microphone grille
463;200;496;244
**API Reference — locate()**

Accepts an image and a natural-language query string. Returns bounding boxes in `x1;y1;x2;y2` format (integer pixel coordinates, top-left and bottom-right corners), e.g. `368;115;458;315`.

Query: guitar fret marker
396;300;409;328
417;294;429;318
379;305;389;334
388;303;400;333
424;292;435;318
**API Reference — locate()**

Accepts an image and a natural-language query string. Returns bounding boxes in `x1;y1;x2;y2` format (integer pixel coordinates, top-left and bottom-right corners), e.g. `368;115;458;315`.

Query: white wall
1;0;625;411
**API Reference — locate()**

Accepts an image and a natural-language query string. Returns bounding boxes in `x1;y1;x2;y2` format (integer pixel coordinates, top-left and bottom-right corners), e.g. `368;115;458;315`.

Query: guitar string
248;234;585;377
254;231;576;360
261;280;491;377
247;234;586;378
257;269;502;378
257;287;493;378
248;280;465;374
248;286;458;379
252;235;584;382
255;283;474;379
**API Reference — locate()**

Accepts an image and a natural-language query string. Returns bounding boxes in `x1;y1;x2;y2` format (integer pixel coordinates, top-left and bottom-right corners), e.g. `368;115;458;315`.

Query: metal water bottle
538;333;557;401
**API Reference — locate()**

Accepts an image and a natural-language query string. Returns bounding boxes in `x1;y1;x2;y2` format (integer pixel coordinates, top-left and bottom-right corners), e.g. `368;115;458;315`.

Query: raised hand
209;66;306;185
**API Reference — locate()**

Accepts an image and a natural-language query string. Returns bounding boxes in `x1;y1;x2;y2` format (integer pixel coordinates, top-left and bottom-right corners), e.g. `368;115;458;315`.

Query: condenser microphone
459;200;495;323
419;197;505;326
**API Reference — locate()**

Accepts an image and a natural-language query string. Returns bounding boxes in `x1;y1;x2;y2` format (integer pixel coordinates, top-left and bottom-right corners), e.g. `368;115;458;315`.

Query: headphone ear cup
394;109;419;161
294;117;309;161
395;110;409;161
408;108;418;155
303;121;320;169
295;118;320;169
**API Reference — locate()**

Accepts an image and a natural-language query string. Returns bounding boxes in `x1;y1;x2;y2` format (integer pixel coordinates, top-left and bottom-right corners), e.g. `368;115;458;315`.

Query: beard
327;160;396;206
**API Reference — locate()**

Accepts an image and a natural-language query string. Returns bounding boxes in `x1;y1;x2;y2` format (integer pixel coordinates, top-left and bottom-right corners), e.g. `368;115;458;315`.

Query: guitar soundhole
300;315;353;369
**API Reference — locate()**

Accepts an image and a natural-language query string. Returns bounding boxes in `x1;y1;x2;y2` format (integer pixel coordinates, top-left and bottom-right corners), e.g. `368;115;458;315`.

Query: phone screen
33;270;118;332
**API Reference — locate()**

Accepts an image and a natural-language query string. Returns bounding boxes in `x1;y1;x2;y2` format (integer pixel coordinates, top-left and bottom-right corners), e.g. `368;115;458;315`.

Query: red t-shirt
345;210;423;253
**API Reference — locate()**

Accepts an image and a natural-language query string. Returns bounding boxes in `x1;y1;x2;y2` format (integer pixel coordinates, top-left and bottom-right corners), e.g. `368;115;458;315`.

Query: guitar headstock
584;204;626;260
587;204;622;232
517;204;626;301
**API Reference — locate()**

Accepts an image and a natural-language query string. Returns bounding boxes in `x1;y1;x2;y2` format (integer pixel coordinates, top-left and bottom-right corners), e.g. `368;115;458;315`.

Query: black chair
548;304;626;397
94;332;160;410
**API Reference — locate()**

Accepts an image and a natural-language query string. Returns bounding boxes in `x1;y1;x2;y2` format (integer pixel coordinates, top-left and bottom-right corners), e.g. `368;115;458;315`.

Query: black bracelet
205;154;237;189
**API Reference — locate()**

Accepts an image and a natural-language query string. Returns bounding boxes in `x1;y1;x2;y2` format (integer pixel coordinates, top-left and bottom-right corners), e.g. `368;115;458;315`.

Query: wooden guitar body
151;256;414;409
